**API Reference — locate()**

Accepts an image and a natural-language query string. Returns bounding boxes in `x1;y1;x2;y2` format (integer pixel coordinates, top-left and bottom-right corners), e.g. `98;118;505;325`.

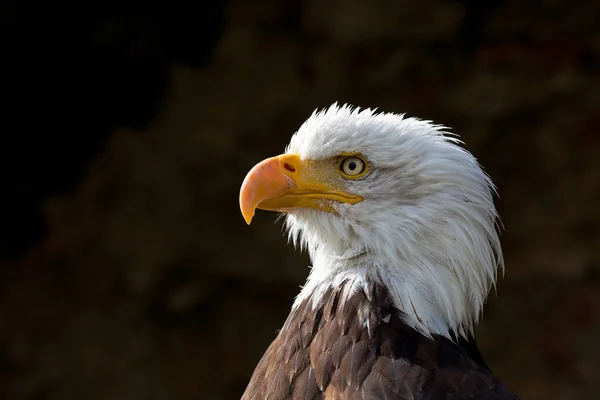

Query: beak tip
240;197;255;225
239;154;297;226
239;188;254;226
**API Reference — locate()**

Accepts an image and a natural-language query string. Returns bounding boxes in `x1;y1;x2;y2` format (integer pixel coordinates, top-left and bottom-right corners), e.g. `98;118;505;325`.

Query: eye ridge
339;156;367;177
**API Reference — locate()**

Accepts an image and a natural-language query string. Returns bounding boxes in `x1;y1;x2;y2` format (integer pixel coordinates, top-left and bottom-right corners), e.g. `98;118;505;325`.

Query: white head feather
283;103;504;339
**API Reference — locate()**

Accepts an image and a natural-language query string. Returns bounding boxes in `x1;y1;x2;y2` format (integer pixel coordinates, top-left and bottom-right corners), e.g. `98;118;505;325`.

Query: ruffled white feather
283;103;503;339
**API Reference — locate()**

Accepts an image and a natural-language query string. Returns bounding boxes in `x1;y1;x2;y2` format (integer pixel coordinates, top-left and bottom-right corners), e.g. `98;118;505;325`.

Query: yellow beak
239;154;362;224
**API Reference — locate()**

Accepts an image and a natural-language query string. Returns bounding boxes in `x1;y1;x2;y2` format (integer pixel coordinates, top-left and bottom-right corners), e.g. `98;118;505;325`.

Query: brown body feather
242;280;518;400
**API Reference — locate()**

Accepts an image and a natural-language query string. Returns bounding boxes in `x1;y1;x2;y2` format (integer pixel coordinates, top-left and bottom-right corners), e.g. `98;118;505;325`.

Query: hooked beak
239;154;362;224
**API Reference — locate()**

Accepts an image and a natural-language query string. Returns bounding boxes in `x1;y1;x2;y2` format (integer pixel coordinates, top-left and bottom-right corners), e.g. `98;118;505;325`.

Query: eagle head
239;103;503;339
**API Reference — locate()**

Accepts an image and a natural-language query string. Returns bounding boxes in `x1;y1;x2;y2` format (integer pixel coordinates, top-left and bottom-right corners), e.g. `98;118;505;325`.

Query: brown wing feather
241;281;519;400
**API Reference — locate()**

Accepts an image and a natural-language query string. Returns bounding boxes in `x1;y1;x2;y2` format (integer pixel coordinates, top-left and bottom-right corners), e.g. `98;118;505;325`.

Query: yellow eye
340;156;366;177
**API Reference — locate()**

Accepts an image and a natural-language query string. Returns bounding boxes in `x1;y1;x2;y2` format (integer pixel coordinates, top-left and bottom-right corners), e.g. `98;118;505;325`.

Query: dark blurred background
0;0;599;399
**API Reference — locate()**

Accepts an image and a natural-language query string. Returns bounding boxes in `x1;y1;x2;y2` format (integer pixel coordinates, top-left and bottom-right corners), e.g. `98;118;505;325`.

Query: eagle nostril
284;163;296;173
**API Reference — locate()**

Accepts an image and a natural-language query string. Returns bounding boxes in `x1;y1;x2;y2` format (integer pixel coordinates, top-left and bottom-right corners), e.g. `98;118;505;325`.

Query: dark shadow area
0;2;229;259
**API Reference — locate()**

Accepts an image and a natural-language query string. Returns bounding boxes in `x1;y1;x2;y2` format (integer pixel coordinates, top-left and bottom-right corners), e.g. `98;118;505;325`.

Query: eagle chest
242;283;516;400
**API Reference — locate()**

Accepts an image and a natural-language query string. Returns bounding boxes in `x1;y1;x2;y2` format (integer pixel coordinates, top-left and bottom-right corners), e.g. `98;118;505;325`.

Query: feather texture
241;280;518;400
283;104;504;339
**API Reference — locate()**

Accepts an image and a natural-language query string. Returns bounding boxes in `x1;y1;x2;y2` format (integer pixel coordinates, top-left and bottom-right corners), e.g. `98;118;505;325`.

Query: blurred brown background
1;1;599;399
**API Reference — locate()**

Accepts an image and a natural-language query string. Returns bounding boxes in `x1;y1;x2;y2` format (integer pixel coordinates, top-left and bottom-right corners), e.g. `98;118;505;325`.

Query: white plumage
284;103;503;339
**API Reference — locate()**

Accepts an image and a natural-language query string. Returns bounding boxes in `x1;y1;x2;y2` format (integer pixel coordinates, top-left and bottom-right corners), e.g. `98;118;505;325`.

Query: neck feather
292;224;502;339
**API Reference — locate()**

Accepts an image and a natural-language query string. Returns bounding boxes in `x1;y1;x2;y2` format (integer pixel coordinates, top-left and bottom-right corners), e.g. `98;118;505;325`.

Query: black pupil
348;161;356;170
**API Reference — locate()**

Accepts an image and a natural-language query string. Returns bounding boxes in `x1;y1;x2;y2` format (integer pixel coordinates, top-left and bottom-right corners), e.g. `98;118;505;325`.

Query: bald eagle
239;104;519;399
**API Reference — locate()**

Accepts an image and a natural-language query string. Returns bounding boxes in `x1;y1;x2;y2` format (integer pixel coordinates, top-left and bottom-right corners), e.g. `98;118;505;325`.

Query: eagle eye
339;156;367;178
